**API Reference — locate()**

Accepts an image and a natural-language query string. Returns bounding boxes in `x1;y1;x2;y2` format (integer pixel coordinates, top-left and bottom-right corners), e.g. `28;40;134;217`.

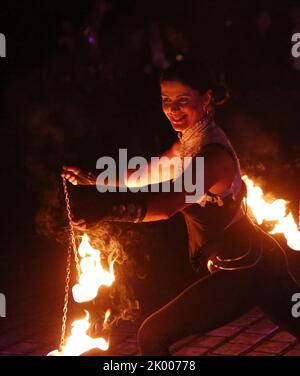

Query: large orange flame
73;234;115;303
48;234;116;356
243;175;300;250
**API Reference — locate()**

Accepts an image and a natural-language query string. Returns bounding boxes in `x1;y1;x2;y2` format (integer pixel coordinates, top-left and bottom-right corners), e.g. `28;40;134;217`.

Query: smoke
77;221;154;338
23;106;67;242
34;178;66;241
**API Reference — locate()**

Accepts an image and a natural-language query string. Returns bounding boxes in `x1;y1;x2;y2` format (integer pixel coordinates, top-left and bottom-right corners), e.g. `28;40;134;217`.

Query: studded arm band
101;199;147;223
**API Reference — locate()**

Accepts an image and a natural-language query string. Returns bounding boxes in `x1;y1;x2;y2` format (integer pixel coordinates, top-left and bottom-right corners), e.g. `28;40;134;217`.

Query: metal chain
59;177;82;349
60;240;72;349
62;177;81;277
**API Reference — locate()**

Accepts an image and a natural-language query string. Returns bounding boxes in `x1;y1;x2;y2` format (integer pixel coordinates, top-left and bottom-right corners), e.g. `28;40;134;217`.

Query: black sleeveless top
181;181;247;270
176;119;247;271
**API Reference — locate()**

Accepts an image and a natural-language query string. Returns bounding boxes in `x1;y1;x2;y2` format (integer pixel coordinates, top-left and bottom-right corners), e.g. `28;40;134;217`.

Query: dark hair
160;59;230;106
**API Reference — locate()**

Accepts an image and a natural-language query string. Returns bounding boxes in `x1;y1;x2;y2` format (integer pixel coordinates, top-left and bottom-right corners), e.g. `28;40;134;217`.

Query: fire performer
62;60;300;355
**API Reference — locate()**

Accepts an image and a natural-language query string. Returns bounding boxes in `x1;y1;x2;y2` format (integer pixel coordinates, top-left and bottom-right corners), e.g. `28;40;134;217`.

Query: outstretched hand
61;166;96;185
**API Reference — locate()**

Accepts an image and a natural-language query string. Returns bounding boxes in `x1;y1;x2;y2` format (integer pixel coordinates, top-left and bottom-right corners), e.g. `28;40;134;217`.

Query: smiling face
161;80;211;132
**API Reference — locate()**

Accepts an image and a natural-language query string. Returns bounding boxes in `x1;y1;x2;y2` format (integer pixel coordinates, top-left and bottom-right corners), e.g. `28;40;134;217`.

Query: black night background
1;0;300;358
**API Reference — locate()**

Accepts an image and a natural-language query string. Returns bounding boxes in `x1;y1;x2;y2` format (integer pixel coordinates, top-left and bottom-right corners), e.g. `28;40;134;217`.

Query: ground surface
1;234;300;357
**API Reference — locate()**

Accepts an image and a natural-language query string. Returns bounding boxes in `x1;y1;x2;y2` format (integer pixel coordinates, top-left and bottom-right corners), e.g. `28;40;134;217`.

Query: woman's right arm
125;140;181;188
61;140;182;188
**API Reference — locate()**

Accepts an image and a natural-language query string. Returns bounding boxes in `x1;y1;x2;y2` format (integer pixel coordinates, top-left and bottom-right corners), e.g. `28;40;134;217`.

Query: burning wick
48;234;116;356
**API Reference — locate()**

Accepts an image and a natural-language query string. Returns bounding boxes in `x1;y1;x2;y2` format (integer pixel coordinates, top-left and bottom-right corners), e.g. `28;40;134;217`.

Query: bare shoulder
201;143;236;190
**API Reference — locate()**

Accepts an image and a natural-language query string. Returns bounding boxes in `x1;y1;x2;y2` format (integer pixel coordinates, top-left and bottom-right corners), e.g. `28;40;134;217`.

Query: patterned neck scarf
178;114;213;158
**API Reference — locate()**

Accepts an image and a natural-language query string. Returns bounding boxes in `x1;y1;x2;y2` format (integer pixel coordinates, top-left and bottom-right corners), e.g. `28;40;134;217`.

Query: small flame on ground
243;175;300;250
48;311;109;356
48;234;115;356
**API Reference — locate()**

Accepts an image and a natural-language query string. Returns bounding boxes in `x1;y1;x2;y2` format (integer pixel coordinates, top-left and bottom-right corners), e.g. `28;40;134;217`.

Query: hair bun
212;85;230;106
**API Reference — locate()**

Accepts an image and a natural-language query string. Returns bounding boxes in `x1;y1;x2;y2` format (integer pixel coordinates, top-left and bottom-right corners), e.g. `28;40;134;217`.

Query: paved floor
1;306;300;356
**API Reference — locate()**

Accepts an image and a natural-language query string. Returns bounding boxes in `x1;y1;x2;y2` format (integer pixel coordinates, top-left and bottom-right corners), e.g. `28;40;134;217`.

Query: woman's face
161;80;210;132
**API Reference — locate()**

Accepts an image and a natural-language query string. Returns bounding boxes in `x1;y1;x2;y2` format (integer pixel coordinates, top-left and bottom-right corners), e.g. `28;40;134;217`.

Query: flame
73;234;116;303
48;311;109;356
103;309;111;328
243;175;300;250
48;234;116;356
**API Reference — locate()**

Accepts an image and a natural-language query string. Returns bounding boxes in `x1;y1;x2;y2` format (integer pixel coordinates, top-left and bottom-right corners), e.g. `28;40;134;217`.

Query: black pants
137;220;300;355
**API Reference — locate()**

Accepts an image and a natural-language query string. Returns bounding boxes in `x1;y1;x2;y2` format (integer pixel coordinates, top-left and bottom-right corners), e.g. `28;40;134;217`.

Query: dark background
1;0;300;345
